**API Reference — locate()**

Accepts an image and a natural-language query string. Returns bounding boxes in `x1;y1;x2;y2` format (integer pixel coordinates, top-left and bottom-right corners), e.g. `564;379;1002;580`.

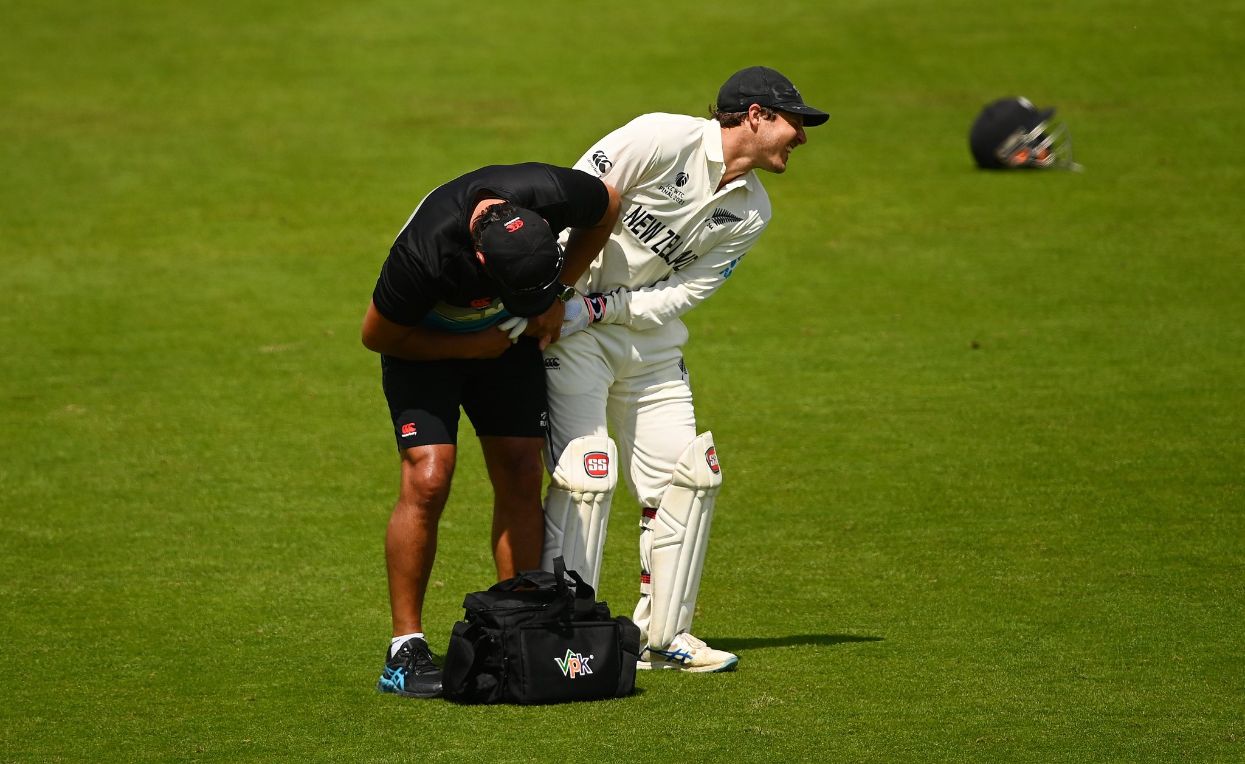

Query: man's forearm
562;183;621;284
361;301;505;360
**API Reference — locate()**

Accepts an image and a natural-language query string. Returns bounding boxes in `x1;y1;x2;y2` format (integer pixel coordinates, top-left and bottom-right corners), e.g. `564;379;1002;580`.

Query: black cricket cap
717;66;829;126
969;97;1055;169
476;206;565;317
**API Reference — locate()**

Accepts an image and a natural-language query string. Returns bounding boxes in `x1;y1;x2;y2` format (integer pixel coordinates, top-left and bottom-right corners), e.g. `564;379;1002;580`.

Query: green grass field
2;1;1242;761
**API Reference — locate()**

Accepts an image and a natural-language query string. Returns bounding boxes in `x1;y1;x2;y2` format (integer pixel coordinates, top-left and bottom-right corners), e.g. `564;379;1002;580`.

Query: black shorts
380;339;548;450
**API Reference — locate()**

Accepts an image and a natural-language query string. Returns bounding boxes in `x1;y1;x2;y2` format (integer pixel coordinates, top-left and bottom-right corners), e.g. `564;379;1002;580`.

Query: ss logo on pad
584;452;610;478
705;447;720;474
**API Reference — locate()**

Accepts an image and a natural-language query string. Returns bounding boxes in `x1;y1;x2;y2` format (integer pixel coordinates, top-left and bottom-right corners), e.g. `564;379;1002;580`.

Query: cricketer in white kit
541;67;830;672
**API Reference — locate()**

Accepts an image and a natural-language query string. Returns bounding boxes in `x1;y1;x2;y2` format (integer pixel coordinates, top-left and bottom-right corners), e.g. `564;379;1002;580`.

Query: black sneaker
377;638;443;698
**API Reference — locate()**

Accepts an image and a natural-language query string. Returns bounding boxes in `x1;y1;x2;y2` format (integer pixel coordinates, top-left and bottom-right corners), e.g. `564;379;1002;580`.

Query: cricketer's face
756;110;807;174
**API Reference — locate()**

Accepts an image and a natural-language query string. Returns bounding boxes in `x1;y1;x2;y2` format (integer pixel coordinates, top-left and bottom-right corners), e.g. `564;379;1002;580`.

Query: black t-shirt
372;163;608;327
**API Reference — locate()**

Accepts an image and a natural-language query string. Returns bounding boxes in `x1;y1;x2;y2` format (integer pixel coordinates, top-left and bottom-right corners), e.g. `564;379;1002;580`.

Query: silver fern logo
705;208;743;229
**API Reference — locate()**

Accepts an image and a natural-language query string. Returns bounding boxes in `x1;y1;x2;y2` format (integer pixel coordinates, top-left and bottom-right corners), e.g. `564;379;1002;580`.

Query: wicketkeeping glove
560;292;610;338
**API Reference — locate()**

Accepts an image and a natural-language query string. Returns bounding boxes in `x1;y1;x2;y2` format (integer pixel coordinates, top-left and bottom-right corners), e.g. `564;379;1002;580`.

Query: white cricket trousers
543;320;697;508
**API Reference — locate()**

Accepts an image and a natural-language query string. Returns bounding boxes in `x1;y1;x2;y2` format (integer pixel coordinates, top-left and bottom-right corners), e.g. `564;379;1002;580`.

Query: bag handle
551;557;606;621
553;556;570;598
484;558;597;621
491;558;573;593
490;569;558;593
538;557;582;623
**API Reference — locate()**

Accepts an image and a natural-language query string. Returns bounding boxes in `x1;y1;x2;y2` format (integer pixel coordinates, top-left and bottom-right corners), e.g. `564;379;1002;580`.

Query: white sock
390;632;424;658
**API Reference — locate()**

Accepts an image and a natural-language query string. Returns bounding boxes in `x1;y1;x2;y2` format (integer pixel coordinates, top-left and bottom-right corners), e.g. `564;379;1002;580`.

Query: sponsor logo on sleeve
591;150;613;174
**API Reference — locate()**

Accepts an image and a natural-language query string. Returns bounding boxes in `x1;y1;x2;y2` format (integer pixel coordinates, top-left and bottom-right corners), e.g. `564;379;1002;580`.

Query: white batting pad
541;435;618;589
635;431;722;650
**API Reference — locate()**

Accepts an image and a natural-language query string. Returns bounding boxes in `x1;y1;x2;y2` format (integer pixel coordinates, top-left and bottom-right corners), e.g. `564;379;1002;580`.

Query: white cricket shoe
637;632;739;673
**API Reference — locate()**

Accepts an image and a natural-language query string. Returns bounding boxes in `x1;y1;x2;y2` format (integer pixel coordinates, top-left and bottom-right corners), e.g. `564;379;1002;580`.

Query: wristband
585;293;608;323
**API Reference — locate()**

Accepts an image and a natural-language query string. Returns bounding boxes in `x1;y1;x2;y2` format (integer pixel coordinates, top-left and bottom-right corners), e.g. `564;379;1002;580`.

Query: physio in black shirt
362;162;619;699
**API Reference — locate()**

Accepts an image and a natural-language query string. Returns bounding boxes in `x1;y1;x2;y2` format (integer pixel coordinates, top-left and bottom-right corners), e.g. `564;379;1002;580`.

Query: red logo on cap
705;446;720;474
400;423;417;438
470;298;493;308
504;217;524;233
584;451;609;478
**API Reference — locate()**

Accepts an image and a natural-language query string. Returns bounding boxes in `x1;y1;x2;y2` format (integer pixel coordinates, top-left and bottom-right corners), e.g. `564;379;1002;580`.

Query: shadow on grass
701;634;884;651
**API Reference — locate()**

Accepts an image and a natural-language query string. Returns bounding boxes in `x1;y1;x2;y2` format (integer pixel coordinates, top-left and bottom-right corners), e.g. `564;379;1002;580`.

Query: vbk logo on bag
554;649;594;679
705;446;720;474
584;451;610;478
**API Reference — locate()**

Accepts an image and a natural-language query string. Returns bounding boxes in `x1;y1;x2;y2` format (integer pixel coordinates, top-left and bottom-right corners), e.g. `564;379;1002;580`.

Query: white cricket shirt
571;113;771;331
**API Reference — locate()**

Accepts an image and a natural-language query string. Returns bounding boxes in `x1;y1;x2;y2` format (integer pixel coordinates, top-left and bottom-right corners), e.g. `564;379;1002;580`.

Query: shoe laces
401;640;439;673
673;632;707;650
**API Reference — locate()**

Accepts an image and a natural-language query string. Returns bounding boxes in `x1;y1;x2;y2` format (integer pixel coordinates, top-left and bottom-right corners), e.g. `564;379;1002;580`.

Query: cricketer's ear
746;103;768;128
562;181;621;285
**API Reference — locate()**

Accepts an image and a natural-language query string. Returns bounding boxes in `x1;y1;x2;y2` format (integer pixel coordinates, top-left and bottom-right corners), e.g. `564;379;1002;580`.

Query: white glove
560;295;590;337
498;316;528;343
560;293;610;338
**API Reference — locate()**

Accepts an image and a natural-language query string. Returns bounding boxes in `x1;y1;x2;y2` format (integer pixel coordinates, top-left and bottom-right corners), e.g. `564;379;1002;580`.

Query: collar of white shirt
702;118;751;193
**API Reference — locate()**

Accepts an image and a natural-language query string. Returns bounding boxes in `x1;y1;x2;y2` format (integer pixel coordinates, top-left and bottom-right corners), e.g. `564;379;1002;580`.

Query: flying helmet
969;97;1078;170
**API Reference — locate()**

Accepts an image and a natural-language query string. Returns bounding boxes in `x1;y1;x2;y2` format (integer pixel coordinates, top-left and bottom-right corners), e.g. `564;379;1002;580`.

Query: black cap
969;97;1055;169
716;66;829;126
476;207;565;317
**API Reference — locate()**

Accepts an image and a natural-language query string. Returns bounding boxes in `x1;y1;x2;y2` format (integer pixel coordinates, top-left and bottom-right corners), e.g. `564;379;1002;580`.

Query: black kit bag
442;557;640;705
